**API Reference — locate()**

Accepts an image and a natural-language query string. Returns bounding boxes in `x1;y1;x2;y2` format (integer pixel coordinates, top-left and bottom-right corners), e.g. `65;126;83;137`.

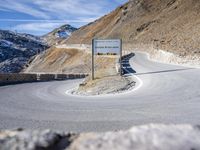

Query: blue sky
0;0;127;36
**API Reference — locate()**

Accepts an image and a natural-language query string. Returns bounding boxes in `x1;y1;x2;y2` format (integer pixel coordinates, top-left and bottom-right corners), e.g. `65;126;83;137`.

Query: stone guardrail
0;73;88;86
121;52;135;60
116;52;135;74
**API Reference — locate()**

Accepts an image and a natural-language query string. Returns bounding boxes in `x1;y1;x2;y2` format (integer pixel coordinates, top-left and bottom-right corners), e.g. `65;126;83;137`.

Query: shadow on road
135;68;194;76
121;53;136;76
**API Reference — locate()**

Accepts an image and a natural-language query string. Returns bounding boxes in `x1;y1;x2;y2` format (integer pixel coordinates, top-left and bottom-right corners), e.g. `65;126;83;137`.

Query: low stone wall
121;52;135;60
116;53;135;74
0;73;88;86
0;73;37;86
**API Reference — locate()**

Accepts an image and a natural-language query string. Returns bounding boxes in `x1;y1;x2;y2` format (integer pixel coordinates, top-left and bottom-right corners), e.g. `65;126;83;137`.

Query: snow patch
0;39;13;47
56;31;71;38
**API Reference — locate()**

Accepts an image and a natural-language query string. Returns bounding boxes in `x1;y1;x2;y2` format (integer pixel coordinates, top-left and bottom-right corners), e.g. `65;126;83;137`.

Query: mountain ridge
25;0;200;73
0;29;48;73
63;0;200;57
43;24;77;46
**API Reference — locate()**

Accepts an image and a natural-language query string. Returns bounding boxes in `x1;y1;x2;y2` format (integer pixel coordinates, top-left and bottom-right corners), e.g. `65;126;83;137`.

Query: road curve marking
132;74;143;92
122;67;143;93
65;57;144;97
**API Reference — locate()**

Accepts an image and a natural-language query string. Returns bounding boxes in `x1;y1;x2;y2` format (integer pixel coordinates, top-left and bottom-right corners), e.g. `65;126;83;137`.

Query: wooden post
120;39;123;76
92;39;95;80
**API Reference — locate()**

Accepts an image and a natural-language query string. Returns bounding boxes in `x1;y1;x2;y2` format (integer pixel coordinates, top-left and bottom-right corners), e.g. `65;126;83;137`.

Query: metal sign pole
120;39;123;76
92;39;95;80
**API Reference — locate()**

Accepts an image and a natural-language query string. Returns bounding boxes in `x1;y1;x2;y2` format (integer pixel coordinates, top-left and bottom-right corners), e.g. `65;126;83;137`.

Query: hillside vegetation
64;0;200;57
25;47;117;75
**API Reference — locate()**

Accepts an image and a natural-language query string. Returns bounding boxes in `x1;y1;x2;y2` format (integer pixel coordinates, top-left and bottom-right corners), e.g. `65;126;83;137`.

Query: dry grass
25;47;119;76
62;4;124;44
65;0;200;57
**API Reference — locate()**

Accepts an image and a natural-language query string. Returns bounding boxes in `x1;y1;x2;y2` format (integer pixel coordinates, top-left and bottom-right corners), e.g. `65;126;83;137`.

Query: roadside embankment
72;53;136;96
148;49;200;68
25;47;120;75
74;75;135;96
0;73;87;86
1;124;200;150
124;44;200;68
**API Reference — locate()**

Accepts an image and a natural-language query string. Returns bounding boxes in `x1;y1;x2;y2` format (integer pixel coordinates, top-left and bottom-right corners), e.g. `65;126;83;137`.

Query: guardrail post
37;74;40;81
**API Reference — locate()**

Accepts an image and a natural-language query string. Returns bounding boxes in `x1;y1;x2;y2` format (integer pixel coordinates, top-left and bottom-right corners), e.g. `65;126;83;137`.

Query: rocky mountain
43;24;77;46
64;0;200;57
0;30;48;73
25;0;200;73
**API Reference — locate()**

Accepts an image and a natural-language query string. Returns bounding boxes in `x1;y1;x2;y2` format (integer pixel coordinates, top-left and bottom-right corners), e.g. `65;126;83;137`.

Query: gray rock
69;124;200;150
1;124;200;150
0;129;76;150
0;30;48;73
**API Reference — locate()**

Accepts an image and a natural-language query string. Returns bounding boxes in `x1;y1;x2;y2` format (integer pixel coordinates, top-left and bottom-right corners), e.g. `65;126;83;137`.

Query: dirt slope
25;47;118;75
26;0;200;73
64;0;200;57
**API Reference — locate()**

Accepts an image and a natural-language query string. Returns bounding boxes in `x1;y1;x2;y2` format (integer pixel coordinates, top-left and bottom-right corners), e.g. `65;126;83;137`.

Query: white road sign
91;39;122;80
93;39;121;55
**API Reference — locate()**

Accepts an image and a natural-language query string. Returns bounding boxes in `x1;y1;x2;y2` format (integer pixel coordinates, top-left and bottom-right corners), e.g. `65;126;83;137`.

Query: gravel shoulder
71;53;136;96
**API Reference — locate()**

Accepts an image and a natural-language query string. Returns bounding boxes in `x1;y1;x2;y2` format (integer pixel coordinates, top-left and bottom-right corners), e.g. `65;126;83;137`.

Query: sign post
120;39;122;76
92;39;95;80
92;39;122;80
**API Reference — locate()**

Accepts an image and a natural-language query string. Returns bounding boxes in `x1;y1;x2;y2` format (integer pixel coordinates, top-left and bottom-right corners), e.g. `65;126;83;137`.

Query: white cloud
0;0;128;35
0;0;127;20
12;22;62;32
10;17;98;35
0;0;50;19
33;0;102;16
0;18;96;23
0;7;11;12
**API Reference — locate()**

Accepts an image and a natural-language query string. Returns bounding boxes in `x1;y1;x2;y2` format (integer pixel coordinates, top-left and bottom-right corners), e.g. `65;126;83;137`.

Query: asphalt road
0;52;200;132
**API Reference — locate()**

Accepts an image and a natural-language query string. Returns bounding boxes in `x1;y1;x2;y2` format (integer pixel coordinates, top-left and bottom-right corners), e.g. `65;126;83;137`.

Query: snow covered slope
43;24;77;46
0;30;48;73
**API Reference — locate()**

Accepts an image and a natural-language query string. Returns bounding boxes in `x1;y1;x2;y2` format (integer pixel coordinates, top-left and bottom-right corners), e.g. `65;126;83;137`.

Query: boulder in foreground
1;124;200;150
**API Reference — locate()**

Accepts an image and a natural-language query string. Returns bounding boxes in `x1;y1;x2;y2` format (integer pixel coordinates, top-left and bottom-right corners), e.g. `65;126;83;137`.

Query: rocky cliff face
43;24;77;46
0;30;48;73
64;0;200;57
25;0;200;73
